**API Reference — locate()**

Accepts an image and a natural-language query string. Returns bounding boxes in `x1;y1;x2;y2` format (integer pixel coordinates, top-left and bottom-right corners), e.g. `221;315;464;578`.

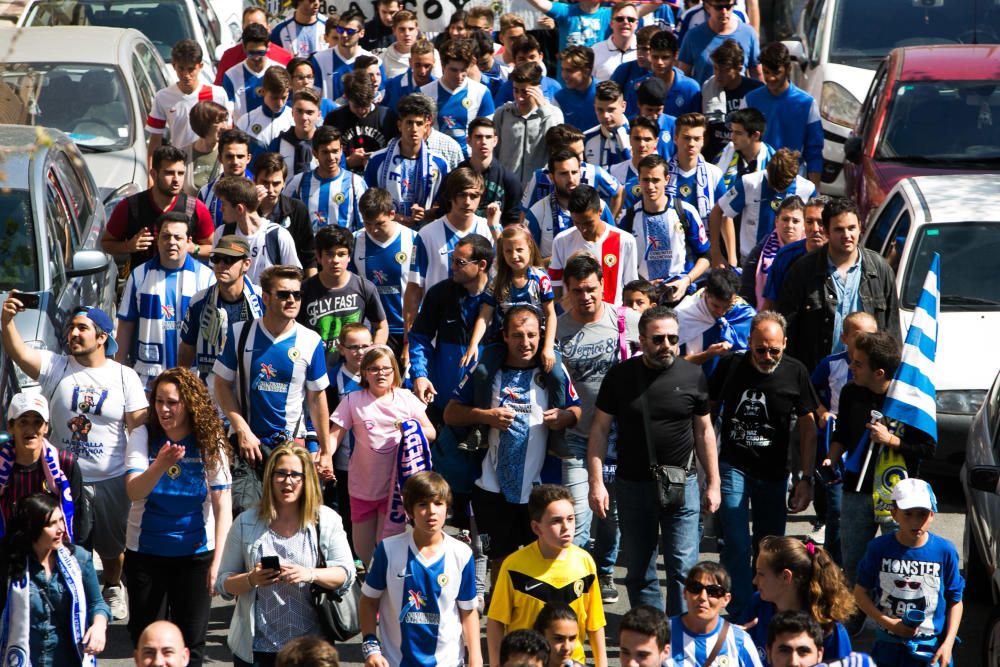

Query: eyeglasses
613;15;638;22
210;254;246;265
335;25;360;35
451;256;476;267
685;581;728;598
753;346;783;357
272;469;305;483
292;74;313;81
273;290;302;301
342;343;371;351
710;2;737;10
648;333;679;346
366;367;394;375
244;48;268;57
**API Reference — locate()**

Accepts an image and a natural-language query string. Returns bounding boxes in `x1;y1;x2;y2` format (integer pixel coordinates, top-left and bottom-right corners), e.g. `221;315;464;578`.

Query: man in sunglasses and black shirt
708;310;818;622
588;305;720;616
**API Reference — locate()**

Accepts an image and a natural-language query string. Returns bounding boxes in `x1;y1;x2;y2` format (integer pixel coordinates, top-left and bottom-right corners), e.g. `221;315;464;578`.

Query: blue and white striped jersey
223;59;280;120
409;216;494;292
718;172;816;261
420;78;496;155
284;168;368;232
270;15;327;58
667;616;763;667
352;227;417;335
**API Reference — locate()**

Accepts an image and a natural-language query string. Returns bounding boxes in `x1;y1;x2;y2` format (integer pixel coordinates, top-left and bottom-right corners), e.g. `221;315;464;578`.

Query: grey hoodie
493;101;565;187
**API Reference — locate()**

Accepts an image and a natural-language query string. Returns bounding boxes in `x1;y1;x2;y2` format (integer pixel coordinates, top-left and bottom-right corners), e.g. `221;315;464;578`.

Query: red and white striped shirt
146;83;230;148
548;224;639;306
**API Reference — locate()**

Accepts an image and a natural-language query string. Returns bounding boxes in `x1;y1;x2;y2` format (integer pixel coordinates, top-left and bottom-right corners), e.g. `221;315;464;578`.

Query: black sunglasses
273;290;303;301
613;15;638;22
686;581;728;598
210;254;246;265
753;346;783;357
710;2;737;9
649;333;679;346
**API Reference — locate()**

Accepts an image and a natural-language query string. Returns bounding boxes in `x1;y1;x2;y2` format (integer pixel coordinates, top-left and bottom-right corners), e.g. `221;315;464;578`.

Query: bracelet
361;636;382;659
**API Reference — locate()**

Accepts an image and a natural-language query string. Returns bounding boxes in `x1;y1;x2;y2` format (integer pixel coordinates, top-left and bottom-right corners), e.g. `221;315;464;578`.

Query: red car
843;44;1000;224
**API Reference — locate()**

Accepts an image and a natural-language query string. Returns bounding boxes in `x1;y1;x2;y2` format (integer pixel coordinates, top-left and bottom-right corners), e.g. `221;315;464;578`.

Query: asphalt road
96;471;988;666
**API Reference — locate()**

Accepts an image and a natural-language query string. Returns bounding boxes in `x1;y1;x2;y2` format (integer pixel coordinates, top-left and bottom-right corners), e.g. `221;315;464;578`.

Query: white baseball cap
8;392;50;422
890;478;938;512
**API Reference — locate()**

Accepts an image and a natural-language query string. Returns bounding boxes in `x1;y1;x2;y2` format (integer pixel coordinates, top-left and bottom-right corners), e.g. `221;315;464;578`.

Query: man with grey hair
709;310;819;620
587;305;720;616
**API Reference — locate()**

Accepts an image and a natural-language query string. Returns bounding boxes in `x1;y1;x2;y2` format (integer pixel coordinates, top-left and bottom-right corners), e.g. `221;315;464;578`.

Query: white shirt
591;35;638;81
145;83;231;148
549;224;638;305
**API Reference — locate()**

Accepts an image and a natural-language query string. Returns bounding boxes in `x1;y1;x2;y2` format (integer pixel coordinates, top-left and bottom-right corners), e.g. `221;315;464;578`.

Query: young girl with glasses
330;346;436;565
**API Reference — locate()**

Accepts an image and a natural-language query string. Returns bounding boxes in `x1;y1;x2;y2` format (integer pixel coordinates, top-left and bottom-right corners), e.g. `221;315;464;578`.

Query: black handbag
309;513;361;642
640;389;693;509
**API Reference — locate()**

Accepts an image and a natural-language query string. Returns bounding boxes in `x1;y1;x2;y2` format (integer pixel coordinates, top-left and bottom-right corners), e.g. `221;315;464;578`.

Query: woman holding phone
217;443;354;667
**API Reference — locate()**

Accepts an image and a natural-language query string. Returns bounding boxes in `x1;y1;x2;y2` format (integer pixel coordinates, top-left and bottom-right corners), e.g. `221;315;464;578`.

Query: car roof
0;26;139;63
905;174;1000;224
0;125;71;190
895;45;1000;82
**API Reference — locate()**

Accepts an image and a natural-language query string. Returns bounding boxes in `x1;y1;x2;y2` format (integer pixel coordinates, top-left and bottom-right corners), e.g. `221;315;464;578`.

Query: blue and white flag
882;253;939;442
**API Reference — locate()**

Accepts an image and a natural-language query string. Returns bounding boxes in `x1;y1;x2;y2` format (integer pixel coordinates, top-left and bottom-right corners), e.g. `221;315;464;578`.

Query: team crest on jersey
251;123;262;134
574;579;584;597
534;373;546;389
717;657;730;666
461;97;472;109
603;253;617;268
288;347;302;362
437;573;448;587
771;198;781;211
679;185;692;197
167;464;181;480
631;184;641;196
334;192;346;205
395;251;408;265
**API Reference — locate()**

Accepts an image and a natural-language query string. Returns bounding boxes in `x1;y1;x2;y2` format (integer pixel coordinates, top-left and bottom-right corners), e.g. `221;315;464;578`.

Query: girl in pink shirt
330;345;436;565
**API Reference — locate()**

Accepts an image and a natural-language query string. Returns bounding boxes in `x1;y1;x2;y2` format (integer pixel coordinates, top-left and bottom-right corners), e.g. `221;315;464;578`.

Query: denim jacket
216;506;355;662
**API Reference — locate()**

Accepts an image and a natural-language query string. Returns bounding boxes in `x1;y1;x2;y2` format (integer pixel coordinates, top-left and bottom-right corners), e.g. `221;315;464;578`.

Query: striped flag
882;253;940;442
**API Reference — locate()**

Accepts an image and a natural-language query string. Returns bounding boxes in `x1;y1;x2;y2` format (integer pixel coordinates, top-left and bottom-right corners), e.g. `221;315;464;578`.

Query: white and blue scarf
386;418;432;530
753;230;784;309
1;547;96;667
0;440;74;541
195;277;265;378
667;155;712;221
377;138;437;212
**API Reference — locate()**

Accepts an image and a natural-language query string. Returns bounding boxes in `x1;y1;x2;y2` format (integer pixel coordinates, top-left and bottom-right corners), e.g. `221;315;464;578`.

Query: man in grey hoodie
493;62;565;187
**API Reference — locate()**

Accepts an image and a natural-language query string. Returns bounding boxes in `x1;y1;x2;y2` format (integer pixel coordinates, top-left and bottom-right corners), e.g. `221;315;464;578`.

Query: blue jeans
616;475;700;616
591;476;620;577
562;433;593;548
820;478;844;565
841;490;898;587
718;462;789;621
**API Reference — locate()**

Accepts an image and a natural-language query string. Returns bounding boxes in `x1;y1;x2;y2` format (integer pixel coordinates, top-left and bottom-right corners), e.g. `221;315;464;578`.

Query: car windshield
0;63;132;151
830;0;1000;68
23;0;194;64
0;191;38;292
902;223;1000;311
878;80;1000;162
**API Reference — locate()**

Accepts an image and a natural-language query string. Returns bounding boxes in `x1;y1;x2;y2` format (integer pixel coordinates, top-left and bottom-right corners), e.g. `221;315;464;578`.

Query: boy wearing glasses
311;9;373;100
674;562;763;666
223;23;282;121
708;311;818;621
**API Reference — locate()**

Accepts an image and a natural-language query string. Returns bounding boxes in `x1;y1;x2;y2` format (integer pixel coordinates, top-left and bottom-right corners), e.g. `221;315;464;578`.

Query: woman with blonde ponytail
744;536;856;665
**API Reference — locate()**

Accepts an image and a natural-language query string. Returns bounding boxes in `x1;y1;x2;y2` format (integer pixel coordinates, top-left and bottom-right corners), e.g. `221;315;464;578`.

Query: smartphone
15;291;40;309
816;464;841;486
260;556;280;571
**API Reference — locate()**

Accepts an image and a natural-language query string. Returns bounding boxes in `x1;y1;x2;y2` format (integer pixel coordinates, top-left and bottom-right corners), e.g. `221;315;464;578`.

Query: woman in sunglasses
745;536;856;665
123;367;233;667
217;443;354;667
672;561;762;666
330;345;436;566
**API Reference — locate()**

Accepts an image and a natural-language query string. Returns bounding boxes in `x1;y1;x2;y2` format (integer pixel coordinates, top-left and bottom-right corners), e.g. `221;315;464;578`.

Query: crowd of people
0;0;968;666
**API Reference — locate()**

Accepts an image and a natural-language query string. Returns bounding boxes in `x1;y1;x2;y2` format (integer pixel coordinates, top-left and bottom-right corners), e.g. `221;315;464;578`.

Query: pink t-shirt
331;388;427;501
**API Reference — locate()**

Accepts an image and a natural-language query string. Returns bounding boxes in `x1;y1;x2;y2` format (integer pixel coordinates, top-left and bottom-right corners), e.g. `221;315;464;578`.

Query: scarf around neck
0;439;74;541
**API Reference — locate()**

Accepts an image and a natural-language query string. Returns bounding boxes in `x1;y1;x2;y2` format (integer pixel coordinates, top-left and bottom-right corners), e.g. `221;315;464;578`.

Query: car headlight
936;390;987;415
103;182;142;220
820;81;862;129
12;340;46;390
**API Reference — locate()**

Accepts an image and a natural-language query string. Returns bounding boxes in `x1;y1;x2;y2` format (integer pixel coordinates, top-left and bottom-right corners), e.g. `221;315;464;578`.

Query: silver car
0;125;117;399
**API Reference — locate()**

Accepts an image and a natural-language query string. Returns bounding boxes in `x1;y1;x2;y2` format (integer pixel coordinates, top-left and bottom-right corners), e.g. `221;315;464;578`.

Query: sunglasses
210;254;246;265
686;581;728;598
335;25;360;35
648;333;679;346
451;256;476;267
710;2;737;9
753;346;783;357
244;48;268;57
613;15;638;22
273;290;302;301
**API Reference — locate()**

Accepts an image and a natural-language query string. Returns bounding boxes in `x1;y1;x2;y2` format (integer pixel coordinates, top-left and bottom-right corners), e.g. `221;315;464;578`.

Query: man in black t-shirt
588;306;721;616
709;310;818;621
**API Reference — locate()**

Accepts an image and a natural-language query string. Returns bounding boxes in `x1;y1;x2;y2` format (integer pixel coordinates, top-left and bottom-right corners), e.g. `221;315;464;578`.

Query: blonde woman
218;443;354;667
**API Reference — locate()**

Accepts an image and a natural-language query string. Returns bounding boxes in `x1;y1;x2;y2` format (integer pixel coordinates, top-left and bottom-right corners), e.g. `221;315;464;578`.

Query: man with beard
1;300;148;621
587;306;720;615
708;311;818;621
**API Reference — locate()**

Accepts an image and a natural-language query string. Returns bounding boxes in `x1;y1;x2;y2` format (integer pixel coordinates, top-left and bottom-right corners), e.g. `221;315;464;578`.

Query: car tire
965;514;992;603
983;606;1000;667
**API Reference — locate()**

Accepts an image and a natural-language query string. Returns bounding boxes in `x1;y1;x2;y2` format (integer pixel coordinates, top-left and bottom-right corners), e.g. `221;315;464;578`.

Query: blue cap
72;307;118;357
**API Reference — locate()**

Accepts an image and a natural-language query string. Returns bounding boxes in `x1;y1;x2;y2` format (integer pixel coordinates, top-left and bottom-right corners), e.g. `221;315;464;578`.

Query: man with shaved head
135;621;190;667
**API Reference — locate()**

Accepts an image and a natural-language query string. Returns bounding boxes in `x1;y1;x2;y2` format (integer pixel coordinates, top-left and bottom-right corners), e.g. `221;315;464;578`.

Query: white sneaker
103;584;128;621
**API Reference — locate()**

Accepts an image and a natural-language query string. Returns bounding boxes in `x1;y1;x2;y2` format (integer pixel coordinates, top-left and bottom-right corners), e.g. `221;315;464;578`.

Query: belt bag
640;389;693;509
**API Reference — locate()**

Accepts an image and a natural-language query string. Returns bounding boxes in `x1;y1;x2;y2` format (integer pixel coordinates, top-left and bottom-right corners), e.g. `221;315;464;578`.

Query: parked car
19;0;228;83
0;26;170;215
862;174;1000;472
843;45;1000;224
0;125;118;402
783;0;1000;195
961;401;1000;663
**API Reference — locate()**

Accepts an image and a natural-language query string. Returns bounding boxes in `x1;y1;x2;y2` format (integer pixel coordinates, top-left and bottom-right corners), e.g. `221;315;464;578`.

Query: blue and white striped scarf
377;138;436;212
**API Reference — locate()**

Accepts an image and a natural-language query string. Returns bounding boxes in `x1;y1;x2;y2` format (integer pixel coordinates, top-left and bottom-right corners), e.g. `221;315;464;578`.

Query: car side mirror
844;135;863;164
781;40;808;65
65;250;110;279
969;465;1000;494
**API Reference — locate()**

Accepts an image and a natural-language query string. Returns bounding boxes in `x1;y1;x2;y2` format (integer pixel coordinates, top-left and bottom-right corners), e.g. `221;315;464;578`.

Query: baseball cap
637;77;669;107
71;307;118;357
213;235;251;258
890;478;938;512
8;392;50;422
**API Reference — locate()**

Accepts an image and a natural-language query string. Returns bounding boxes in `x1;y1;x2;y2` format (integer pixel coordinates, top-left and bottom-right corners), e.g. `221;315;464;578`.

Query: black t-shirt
833;382;936;491
705;76;765;161
325;105;398;163
710;353;818;480
457;158;524;227
298;273;386;365
595;356;710;482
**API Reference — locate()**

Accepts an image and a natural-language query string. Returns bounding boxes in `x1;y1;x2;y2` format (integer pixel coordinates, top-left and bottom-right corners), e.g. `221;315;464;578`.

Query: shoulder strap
222;222;236;236
126;193;141;237
673;194;686;224
704;620;730;667
237;320;254;420
265;225;282;265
